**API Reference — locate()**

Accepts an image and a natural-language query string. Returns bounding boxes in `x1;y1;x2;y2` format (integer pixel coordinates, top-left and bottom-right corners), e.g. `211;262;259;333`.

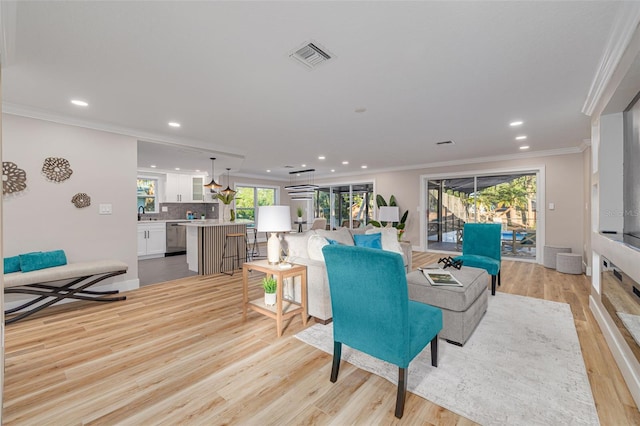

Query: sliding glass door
426;172;538;259
314;183;373;229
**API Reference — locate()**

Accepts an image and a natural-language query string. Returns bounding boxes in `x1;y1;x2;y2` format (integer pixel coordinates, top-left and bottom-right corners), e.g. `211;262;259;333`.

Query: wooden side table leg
276;273;284;337
301;269;308;326
242;265;249;321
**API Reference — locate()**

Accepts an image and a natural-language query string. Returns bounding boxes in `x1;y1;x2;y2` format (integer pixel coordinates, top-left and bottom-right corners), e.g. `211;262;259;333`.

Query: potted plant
296;206;304;222
215;192;236;222
369;194;409;241
262;276;277;306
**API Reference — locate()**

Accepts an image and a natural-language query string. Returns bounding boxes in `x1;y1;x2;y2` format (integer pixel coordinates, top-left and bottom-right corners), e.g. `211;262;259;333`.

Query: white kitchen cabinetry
137;222;166;258
166;173;205;202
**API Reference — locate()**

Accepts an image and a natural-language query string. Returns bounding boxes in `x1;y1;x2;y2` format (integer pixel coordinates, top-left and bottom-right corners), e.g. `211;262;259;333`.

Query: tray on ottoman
407;266;488;346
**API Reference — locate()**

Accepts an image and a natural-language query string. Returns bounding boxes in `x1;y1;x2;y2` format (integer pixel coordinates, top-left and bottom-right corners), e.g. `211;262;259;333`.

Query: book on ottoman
420;268;463;287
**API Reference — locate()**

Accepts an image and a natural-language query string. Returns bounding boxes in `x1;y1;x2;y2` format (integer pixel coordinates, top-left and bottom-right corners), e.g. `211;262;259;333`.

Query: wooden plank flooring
3;252;640;424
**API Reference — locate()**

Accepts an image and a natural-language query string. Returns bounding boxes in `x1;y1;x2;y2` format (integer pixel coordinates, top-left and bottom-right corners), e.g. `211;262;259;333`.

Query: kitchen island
180;221;249;275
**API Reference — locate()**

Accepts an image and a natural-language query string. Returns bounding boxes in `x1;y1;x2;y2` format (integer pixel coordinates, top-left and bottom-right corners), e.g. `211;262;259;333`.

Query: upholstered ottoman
407;266;488;346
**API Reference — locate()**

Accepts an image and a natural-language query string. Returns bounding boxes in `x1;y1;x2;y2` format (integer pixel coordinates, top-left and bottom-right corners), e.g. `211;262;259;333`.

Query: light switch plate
548;202;555;210
99;203;112;215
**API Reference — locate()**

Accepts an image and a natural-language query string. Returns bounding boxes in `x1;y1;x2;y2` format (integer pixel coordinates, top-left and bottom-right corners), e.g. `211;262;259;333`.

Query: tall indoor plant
369;194;409;240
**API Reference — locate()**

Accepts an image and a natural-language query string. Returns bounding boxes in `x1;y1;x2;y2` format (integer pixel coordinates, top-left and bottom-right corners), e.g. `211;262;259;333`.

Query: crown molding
312;146;585;182
582;2;640;116
2;102;246;159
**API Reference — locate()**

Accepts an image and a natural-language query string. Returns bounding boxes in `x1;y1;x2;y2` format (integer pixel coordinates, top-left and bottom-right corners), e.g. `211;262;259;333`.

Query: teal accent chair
322;245;443;418
454;223;502;295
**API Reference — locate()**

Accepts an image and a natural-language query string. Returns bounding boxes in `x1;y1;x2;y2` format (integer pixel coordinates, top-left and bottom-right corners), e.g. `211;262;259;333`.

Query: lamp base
267;232;280;264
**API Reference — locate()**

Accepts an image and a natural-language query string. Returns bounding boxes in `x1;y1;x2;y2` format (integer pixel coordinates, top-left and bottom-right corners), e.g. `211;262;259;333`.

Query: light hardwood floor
3;252;640;424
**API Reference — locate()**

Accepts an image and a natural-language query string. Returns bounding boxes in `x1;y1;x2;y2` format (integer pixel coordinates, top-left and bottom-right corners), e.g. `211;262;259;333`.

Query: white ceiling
0;1;623;179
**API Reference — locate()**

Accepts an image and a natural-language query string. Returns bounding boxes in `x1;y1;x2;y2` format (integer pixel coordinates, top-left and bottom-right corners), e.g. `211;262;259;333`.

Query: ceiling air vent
290;42;332;69
436;140;455;146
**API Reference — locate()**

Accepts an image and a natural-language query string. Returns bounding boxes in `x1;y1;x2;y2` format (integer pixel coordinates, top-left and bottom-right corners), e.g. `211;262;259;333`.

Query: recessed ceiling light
510;121;523;127
301;164;306;167
519;145;530;150
318;156;325;160
361;165;367;169
355;108;367;113
168;122;181;128
515;135;527;140
266;169;271;173
175;167;180;170
71;99;88;107
195;169;200;172
150;165;157;168
331;169;335;172
342;161;349;165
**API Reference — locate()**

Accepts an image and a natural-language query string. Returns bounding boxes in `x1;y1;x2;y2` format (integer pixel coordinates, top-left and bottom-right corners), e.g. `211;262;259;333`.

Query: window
235;185;277;222
137;178;158;213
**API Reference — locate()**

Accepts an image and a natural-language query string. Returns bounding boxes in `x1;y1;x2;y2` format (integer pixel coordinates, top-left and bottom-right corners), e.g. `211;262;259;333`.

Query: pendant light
204;157;222;189
220;168;236;197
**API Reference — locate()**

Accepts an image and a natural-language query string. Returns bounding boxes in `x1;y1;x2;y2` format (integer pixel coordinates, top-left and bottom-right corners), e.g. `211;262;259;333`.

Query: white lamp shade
257;205;292;233
379;206;400;222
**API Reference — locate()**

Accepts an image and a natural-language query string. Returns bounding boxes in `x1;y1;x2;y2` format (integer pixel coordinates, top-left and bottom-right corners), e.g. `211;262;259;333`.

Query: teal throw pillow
19;250;67;273
4;256;21;273
326;238;341;245
353;233;382;249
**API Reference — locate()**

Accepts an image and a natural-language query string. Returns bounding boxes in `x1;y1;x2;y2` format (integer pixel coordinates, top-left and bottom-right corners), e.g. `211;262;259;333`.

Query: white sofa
281;226;412;323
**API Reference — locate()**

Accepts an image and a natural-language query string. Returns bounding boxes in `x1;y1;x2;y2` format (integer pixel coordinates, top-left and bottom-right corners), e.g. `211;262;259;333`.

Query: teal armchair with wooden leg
454;223;502;295
322;245;443;419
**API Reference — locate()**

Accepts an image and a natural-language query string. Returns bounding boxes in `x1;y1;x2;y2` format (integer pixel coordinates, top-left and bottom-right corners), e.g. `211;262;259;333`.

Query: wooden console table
242;260;307;337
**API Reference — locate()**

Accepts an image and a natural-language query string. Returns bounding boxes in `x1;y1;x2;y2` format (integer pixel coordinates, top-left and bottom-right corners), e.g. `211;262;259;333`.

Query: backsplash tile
139;202;220;221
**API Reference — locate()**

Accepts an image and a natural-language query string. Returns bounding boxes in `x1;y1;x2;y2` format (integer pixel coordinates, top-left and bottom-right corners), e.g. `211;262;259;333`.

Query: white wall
599;113;624;233
2;114;138;294
317;151;586;258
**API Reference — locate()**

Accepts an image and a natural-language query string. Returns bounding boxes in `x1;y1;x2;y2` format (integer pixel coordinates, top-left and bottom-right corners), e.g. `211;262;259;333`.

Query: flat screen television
623;91;640;249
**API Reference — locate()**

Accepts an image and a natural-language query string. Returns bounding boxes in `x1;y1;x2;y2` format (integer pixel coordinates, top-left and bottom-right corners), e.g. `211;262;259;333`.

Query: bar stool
246;226;260;260
220;233;247;276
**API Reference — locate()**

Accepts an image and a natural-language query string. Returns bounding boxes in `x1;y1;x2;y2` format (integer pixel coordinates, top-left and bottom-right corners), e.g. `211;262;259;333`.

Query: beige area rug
296;293;599;425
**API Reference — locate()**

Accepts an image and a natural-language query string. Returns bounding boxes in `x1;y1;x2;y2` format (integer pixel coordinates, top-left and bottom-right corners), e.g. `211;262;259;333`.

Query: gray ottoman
543;246;571;269
407;266;488;346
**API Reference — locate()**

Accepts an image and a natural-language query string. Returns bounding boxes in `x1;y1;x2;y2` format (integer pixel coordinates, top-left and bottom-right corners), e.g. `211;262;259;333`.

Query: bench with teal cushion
4;253;128;324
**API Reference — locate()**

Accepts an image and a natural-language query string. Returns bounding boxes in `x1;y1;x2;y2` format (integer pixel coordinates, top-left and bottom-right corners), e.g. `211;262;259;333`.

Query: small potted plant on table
296;206;304;222
262;276;277;306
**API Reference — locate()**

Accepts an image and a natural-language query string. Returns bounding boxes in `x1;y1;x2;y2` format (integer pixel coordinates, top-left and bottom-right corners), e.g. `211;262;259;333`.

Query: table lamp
257;205;291;264
379;206;399;225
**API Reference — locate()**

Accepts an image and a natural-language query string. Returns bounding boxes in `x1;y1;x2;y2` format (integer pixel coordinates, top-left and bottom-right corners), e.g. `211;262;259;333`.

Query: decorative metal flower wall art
42;157;73;182
71;192;91;208
2;162;27;195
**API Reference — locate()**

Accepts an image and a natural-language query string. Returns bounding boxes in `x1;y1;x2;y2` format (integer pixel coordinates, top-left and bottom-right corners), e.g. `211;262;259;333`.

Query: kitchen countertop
179;220;252;227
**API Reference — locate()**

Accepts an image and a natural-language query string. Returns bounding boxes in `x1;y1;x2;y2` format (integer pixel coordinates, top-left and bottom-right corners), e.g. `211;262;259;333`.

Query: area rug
295;293;599;425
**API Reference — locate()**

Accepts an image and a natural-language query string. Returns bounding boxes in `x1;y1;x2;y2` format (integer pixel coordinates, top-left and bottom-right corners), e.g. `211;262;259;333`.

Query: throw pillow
4;256;21;273
316;227;355;246
19;250;67;273
353;233;382;249
366;227;403;255
282;232;313;258
326;238;341;245
307;234;329;261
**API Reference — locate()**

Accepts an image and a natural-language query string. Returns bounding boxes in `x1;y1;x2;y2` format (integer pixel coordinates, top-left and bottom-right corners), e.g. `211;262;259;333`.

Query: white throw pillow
282;231;314;259
366;227;403;255
307;234;329;261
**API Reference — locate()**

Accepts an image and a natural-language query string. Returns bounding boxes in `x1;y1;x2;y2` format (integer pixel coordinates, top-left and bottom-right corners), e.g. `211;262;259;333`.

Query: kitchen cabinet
165;173;205;203
137;222;166;258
